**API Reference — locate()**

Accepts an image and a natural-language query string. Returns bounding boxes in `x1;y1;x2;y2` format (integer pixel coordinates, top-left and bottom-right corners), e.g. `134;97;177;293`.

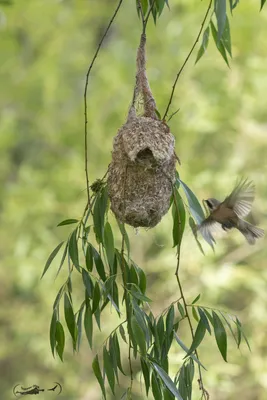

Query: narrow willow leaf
113;332;125;375
261;0;266;10
119;324;127;343
131;315;146;356
103;346;115;395
214;0;226;41
141;358;150;396
109;336;119;384
77;304;84;350
92;355;106;400
235;317;251;351
185;319;206;357
212;311;227;361
85;244;94;272
198;307;211;335
104;222;115;269
129;265;139;286
84;301;93;349
177;302;185;318
41;241;64;278
64;293;77;350
222;16;232;57
192;294;201;304
166;305;175;338
172;187;186;247
178;179;205;225
53;285;65;310
50;309;57;356
152;362;183;400
229;0;239;11
136;266;146;294
92;246;106;281
131;288;152;303
210;20;230;67
203;308;214;326
156;0;166;16
57;218;79;226
94;306;101;331
117;221;130;258
192;306;199;322
68;228;80;271
55;321;65;361
195;26;210;64
174;332;206;370
92;282;101;314
163;387;175;400
140;0;148;15
178;365;187;400
93;188;108;244
55;241;68;278
82;269;93;298
151;370;163;400
219;312;238;346
157;316;165;347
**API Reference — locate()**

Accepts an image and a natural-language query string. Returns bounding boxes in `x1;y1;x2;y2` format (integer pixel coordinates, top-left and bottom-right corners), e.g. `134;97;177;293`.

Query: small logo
13;383;62;397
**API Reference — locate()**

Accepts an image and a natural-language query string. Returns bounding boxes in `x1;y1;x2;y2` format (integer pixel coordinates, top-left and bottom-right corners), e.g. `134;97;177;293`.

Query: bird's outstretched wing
198;216;222;246
223;178;255;218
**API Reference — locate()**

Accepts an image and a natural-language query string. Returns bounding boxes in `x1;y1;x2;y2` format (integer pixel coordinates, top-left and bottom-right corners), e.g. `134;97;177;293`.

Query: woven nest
107;33;177;228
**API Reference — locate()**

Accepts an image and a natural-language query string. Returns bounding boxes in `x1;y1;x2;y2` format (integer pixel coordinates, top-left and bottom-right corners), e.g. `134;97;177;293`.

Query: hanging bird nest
107;33;177;228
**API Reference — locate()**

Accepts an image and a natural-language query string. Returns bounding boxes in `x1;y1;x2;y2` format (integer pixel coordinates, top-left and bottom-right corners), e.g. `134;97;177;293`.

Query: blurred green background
1;0;267;399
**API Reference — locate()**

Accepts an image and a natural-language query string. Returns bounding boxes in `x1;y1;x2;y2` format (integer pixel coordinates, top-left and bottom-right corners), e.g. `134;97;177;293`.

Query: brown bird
199;179;264;245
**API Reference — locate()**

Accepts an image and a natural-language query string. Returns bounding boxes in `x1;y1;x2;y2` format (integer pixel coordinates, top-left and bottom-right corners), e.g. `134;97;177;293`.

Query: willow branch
163;0;213;120
84;0;124;208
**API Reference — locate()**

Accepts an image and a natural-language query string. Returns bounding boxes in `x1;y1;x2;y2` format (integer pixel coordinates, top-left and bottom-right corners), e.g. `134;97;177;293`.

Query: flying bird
198;179;264;245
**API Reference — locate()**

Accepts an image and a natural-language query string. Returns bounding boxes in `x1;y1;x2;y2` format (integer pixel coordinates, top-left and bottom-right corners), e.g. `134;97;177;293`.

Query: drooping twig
162;0;213;120
172;188;209;400
84;0;124;208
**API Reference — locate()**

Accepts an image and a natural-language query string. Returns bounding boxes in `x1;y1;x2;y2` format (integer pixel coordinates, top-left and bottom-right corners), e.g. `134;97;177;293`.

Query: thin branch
137;0;156;34
162;0;213;120
84;0;124;208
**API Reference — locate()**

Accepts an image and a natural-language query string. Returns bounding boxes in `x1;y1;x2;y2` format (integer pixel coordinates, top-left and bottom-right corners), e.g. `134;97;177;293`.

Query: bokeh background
1;0;267;399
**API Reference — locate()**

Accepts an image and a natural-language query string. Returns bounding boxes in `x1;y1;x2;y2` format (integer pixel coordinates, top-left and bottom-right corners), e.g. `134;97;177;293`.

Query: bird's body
199;179;264;245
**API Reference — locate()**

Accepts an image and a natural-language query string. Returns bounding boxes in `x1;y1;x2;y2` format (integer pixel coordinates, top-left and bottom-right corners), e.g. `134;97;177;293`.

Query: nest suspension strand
107;33;177;228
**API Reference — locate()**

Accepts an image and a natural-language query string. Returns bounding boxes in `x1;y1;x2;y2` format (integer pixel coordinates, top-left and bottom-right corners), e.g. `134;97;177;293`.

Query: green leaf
55;241;68;278
192;306;199;322
151;370;163;400
85;244;94;272
156;0;166;16
57;218;79;226
92;282;101;314
93;188;108;243
177;302;185;319
152;362;183;400
219;312;238;346
261;0;266;10
221;16;232;57
166;305;175;338
185;318;206;357
108;335;119;384
117;221;130;259
92;246;106;281
131;288;152;303
198;307;211;334
174;332;206;370
131;315;146;356
55;321;65;362
140;0;148;15
103;346;115;395
141;358;150;396
119;324;127;343
214;0;226;41
191;294;201;304
210;20;230;67
82;269;93;298
163;387;175;400
113;332;125;375
64;293;77;350
41;241;64;279
68;228;80;272
50;309;57;356
53;285;65;310
104;222;115;269
229;0;239;12
136;266;146;294
77;304;84;350
195;26;210;64
84;301;93;349
212;311;227;361
178;179;205;225
188;217;205;255
235;317;251;351
92;355;106;400
172;187;186;247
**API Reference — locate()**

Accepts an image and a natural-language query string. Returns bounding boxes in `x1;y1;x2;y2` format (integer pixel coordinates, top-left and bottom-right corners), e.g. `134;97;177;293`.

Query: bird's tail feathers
238;220;264;245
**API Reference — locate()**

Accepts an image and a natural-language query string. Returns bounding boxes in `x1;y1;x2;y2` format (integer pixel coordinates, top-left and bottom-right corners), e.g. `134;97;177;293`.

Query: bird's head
204;198;221;212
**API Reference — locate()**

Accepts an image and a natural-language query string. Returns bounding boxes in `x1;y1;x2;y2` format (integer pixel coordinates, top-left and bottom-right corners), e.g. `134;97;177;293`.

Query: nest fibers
107;34;177;228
